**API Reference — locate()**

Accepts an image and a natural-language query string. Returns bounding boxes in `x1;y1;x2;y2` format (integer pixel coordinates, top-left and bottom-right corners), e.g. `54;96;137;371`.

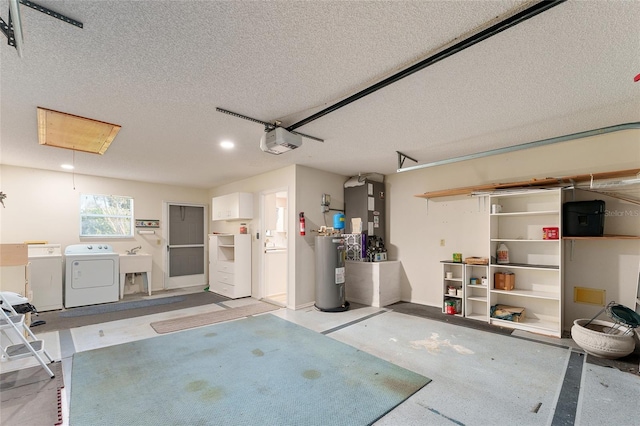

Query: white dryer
64;244;120;308
28;244;63;311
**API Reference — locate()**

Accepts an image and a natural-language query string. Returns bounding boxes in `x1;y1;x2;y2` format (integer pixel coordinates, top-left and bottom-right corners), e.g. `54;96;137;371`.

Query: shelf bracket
477;195;489;213
397;151;418;170
569;239;575;261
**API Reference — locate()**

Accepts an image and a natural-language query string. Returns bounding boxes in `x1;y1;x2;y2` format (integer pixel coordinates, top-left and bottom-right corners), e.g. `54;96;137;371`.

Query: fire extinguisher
299;212;306;236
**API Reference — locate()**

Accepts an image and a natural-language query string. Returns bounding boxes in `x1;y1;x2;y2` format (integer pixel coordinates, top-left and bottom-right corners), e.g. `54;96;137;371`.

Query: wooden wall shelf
563;235;640;240
415;168;640;199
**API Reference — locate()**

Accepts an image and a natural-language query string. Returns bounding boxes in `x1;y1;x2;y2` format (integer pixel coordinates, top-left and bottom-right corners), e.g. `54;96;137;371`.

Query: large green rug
70;314;430;425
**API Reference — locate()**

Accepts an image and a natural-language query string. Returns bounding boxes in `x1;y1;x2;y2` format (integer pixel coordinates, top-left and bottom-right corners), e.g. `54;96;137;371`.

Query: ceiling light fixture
220;141;234;149
61;164;74;170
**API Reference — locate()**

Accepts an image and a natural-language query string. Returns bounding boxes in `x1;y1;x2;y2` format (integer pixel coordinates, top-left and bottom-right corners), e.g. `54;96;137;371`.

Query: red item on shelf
543;227;559;240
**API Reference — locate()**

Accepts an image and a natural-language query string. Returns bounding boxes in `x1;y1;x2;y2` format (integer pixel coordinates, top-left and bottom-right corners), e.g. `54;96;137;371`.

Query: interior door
165;203;206;289
260;189;288;307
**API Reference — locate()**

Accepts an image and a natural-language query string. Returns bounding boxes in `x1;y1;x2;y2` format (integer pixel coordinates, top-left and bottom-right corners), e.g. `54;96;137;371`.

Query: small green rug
70;314;430;425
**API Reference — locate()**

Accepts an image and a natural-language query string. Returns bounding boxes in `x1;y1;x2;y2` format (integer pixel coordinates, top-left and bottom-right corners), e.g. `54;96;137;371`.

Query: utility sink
118;253;153;298
119;253;152;274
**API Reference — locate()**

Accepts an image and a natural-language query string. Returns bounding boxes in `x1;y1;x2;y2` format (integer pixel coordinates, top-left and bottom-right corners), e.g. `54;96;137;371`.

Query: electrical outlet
440;239;445;246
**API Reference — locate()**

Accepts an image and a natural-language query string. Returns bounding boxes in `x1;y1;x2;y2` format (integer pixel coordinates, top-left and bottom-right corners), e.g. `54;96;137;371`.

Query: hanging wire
72;149;76;190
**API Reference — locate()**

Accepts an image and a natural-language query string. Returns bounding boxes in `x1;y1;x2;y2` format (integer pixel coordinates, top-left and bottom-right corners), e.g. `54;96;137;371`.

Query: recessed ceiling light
220;141;234;149
61;164;74;170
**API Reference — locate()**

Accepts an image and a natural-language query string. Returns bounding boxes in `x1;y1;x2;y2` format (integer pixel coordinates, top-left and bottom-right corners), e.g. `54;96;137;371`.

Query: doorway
261;189;289;307
164;202;207;289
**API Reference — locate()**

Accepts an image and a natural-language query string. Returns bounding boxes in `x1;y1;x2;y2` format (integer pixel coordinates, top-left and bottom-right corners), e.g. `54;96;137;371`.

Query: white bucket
571;319;635;359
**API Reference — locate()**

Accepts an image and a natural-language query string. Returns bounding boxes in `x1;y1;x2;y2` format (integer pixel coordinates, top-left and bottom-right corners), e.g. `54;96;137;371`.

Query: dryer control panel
65;244;115;254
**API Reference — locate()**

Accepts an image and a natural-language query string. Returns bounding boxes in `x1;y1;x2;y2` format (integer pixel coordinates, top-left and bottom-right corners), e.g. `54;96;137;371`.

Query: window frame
79;193;135;238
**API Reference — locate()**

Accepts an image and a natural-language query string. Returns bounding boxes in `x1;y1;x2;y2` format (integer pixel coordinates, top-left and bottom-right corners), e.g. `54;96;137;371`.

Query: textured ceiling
1;0;639;188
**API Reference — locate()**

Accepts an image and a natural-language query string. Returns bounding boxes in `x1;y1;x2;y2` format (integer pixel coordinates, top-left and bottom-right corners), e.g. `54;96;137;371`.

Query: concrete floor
2;288;639;426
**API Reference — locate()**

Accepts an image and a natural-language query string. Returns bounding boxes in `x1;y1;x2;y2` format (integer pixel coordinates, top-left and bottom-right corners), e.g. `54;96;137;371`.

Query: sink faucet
126;246;142;254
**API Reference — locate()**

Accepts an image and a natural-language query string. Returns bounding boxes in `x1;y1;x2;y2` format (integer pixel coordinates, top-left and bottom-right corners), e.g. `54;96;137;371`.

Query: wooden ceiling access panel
415;169;640;199
37;107;121;155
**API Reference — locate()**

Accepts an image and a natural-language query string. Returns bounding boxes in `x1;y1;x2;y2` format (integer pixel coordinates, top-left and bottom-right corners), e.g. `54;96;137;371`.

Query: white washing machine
28;244;63;311
64;244;120;308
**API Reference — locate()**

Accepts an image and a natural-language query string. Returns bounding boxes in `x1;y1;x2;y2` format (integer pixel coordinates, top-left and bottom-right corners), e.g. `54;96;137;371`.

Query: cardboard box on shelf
465;257;489;265
494;272;515;290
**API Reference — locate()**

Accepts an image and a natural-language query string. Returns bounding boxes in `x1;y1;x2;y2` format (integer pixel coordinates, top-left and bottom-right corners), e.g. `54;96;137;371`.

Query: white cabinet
208;234;251;298
212;192;253;221
442;261;490;321
488;189;563;337
442;262;464;316
264;250;287;298
29;257;63;311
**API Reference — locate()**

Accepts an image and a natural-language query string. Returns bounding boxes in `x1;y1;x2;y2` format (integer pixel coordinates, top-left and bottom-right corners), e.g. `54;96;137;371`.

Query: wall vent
574;287;606;306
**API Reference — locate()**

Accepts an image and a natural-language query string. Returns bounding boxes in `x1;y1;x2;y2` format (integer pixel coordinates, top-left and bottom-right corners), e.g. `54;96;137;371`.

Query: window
80;194;134;237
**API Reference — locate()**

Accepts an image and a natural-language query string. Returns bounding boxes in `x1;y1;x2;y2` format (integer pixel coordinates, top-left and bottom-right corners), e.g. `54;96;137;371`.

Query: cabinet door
212;194;232;220
212;193;253;221
212;196;224;220
232;234;252;297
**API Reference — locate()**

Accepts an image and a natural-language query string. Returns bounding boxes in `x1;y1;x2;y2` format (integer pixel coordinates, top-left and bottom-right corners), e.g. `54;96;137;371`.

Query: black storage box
563;200;605;236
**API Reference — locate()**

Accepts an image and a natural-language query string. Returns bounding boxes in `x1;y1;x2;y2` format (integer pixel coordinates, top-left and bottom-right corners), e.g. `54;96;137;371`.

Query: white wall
395;196;489;306
0;165;209;293
386;129;640;329
563;189;640;328
294;165;346;308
